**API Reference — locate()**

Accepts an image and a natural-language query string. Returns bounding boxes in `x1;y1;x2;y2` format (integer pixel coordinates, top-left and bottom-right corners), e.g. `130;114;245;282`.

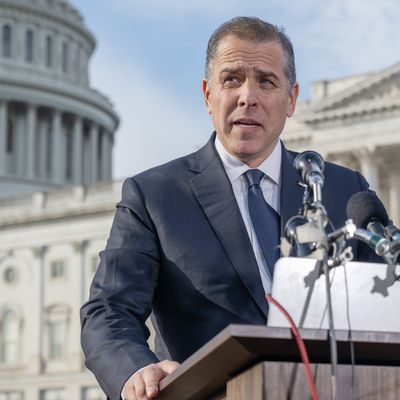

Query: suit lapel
186;138;305;320
189;136;269;319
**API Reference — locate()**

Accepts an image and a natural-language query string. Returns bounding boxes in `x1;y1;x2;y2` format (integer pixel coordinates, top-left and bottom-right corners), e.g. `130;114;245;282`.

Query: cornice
1;207;116;228
0;181;123;228
299;97;400;126
302;62;400;116
0;74;119;129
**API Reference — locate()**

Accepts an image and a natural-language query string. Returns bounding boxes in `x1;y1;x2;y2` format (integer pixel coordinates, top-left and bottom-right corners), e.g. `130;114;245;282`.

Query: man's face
203;35;299;167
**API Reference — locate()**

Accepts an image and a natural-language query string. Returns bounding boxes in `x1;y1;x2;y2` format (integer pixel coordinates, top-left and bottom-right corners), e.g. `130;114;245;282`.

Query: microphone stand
320;248;339;400
286;151;360;399
299;181;339;400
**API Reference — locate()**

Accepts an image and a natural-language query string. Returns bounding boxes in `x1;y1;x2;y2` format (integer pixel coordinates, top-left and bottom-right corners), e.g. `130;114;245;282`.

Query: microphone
284;215;317;257
346;191;400;261
385;224;400;241
294;151;325;187
346;191;390;236
352;228;389;256
294;151;325;202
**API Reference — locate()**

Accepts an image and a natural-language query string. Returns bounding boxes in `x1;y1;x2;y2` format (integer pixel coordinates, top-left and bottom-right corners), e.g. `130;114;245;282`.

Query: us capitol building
0;1;399;400
0;0;119;399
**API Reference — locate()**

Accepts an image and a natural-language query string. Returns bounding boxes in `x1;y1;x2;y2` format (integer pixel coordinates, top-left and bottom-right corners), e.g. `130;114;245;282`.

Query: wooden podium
156;324;400;400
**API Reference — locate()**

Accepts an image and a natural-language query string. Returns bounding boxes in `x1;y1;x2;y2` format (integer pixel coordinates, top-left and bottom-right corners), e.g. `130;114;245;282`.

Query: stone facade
0;182;123;400
0;0;119;199
0;1;119;399
282;63;400;225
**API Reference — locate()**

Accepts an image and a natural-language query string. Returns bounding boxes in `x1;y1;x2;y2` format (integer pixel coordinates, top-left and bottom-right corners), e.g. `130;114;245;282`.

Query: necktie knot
244;169;264;188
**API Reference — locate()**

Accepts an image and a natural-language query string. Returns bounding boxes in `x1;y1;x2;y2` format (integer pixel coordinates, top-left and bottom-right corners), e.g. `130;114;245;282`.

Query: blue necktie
244;169;280;277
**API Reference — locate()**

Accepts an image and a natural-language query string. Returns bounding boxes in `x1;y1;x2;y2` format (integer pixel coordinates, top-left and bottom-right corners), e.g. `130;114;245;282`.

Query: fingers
122;360;181;400
157;359;181;374
140;365;163;398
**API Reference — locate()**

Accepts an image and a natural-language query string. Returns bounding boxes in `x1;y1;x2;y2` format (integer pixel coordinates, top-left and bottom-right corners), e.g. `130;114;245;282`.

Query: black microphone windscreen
346;191;389;228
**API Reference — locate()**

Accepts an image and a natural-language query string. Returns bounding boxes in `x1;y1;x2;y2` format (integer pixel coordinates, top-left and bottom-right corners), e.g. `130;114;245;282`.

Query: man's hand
122;360;180;400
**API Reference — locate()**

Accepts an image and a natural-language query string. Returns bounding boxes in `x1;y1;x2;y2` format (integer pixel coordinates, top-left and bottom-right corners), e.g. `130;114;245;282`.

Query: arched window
25;29;34;62
48;320;65;359
44;304;69;361
2;25;12;58
62;42;68;73
45;35;52;68
0;310;19;364
75;46;81;79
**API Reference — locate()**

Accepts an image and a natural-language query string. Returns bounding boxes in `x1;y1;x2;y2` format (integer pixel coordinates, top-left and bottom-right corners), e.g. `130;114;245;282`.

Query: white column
101;130;112;181
0;100;7;174
83;130;91;185
38;119;47;179
26;104;37;179
389;172;400;226
16;111;25;176
72;115;83;185
358;148;379;191
90;122;99;183
108;132;113;180
101;129;107;181
28;246;46;375
71;240;88;371
51;109;63;182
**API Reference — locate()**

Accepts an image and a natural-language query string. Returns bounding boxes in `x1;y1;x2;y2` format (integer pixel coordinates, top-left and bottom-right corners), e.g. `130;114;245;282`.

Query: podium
157;324;400;399
157;258;400;399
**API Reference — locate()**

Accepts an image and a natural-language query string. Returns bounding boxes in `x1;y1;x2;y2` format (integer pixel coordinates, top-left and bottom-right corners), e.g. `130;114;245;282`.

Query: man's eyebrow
219;67;243;75
218;66;280;80
254;68;279;80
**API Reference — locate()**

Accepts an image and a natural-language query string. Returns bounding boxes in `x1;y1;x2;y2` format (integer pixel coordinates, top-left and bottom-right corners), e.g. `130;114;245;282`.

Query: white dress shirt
215;135;282;294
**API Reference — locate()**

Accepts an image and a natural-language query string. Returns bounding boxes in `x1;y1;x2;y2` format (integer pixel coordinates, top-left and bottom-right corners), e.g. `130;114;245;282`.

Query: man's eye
260;79;275;88
223;76;241;85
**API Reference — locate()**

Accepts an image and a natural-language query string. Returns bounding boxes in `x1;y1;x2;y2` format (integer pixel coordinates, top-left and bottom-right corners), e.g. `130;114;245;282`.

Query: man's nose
238;81;258;108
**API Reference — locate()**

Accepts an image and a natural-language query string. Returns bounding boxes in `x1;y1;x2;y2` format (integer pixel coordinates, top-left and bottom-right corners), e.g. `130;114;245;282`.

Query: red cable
266;293;319;400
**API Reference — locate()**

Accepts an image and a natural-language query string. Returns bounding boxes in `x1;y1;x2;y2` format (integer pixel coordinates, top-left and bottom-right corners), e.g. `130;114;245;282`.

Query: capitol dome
0;0;119;198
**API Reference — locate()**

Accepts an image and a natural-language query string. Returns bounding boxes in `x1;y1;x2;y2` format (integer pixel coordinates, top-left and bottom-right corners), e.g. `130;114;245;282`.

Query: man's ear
202;79;212;115
287;82;299;118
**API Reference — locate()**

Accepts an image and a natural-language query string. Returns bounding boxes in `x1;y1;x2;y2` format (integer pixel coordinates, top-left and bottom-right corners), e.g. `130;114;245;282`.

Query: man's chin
231;141;278;167
231;147;262;164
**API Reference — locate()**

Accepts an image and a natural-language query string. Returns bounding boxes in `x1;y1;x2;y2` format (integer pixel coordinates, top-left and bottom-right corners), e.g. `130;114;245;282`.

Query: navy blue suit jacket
80;134;374;399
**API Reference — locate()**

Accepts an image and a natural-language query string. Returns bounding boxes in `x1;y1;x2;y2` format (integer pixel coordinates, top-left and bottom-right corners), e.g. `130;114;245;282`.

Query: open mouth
233;119;262;127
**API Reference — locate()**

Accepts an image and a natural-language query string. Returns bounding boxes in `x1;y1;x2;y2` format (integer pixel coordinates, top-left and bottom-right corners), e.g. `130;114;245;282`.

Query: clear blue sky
70;0;400;179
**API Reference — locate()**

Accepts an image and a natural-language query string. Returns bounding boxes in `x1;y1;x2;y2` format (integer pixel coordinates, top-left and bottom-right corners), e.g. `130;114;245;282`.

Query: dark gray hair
205;16;296;89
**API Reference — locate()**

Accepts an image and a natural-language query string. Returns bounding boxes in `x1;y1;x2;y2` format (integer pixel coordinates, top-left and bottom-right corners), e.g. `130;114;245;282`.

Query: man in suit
80;17;375;400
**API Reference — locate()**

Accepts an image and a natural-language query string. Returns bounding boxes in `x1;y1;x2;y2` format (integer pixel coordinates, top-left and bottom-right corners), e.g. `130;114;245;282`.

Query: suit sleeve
80;178;160;400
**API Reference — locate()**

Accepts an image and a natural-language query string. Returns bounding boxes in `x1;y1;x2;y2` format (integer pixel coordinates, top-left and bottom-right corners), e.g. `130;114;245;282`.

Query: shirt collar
215;134;282;186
